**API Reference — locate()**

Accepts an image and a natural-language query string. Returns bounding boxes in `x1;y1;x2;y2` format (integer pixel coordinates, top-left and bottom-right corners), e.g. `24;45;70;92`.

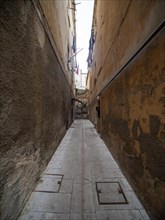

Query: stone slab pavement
18;120;150;220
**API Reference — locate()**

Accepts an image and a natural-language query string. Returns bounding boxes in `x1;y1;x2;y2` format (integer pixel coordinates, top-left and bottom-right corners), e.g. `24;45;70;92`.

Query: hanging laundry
72;35;76;53
87;29;95;68
89;29;95;51
87;50;93;68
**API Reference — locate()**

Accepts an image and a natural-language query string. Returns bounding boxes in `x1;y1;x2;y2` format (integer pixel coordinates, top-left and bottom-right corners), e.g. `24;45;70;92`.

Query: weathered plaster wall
0;0;73;219
39;0;75;84
89;0;165;219
100;29;165;219
91;0;165;100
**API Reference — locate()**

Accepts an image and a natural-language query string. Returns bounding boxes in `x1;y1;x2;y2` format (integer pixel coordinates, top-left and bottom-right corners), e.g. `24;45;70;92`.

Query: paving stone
88;150;114;163
44;167;62;175
22;192;71;213
19;212;69;220
60;179;73;193
71;183;95;213
140;209;151;220
70;212;96;220
96;182;127;204
91;167;124;179
47;160;64;169
97;182;122;193
91;161;118;173
34;174;62;192
18;120;150;220
45;165;75;179
93;189;143;211
99;193;127;204
92;177;132;191
96;210;144;220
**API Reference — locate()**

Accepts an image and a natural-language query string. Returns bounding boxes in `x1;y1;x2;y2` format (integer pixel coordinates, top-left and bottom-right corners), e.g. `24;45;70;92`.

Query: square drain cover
96;182;128;205
34;174;63;193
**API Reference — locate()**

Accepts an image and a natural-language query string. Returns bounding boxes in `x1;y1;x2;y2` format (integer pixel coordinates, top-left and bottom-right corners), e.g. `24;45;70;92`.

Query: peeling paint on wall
88;1;165;219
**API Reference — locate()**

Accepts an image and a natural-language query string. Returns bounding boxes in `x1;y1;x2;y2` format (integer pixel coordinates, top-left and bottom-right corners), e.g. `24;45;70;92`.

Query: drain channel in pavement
96;181;128;205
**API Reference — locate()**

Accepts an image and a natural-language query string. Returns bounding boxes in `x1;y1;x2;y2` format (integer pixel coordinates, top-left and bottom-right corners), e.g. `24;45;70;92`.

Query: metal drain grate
34;174;63;193
96;181;128;205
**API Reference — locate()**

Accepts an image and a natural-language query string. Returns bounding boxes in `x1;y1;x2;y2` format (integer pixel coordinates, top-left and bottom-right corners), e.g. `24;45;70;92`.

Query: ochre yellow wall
90;0;165;100
89;1;165;219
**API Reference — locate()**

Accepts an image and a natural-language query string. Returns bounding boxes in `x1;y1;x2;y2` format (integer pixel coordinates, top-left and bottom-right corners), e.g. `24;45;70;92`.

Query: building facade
0;0;76;219
88;1;165;219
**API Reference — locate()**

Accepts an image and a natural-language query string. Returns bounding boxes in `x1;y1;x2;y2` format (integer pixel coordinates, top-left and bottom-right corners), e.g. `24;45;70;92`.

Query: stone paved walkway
18;120;150;220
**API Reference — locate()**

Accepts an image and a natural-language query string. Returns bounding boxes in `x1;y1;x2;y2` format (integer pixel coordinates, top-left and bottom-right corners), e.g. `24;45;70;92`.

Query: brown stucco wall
89;1;165;219
39;0;76;84
100;29;165;219
90;0;165;100
0;0;73;219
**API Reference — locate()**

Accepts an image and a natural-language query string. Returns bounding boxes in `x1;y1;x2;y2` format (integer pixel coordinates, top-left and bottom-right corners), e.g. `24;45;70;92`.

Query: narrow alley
18;120;149;220
0;0;165;219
